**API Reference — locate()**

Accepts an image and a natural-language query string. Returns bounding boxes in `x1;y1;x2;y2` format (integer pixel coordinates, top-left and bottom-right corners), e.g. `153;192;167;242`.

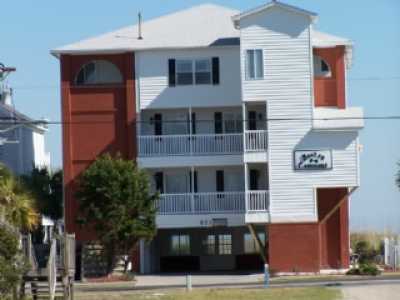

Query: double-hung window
169;57;219;86
176;60;193;85
195;59;211;84
246;49;264;80
170;234;190;255
218;234;232;255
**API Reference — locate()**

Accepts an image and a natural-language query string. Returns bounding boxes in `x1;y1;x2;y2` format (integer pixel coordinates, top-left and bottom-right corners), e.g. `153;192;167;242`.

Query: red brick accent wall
60;53;136;242
268;223;321;272
268;188;350;272
314;46;346;108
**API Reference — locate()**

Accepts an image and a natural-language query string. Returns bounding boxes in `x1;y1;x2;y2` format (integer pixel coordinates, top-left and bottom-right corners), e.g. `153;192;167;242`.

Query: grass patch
75;287;341;300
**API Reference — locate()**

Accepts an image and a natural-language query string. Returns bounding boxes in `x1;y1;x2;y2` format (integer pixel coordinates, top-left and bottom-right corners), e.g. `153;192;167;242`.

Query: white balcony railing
156;191;269;215
138;133;244;157
194;192;245;213
246;190;269;212
245;130;268;152
157;192;246;215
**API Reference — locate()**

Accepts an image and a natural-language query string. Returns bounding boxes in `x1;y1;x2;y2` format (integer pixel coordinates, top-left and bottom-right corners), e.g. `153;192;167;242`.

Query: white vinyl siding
136;48;241;109
239;6;359;223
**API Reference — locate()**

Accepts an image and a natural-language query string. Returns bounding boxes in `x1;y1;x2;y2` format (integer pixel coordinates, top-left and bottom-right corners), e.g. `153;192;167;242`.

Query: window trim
218;234;232;255
170;234;191;256
74;60;123;86
203;234;216;255
245;49;264;80
313;55;332;78
174;58;214;86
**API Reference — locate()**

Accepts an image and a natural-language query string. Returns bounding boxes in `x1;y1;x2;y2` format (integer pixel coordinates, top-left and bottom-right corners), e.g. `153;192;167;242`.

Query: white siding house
0;84;50;175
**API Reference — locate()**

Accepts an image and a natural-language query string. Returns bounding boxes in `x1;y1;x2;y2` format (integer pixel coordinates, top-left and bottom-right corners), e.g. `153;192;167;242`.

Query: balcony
138;130;268;158
244;130;268;152
156;191;269;215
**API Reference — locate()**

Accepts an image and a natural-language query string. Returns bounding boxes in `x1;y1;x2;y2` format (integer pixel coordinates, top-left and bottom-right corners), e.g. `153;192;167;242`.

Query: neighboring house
52;1;363;275
0;83;50;175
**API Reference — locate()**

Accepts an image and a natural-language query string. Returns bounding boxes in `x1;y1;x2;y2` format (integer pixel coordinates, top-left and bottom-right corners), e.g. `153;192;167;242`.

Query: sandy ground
341;284;400;300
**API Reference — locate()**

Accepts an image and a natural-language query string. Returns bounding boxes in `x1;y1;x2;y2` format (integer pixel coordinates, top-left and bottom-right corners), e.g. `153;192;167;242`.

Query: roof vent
138;12;143;40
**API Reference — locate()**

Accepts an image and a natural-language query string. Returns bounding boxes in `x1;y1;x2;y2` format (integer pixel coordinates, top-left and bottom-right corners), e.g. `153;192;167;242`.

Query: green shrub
359;263;381;276
346;263;381;276
0;226;29;299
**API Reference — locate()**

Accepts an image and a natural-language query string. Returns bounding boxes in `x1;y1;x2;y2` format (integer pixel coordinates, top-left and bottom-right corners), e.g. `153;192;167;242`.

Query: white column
190;166;195;213
189;107;193;155
244;163;249;212
242;103;247;152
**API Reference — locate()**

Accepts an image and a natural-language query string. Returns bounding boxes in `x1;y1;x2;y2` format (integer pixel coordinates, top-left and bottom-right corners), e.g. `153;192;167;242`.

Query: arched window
313;55;331;77
75;60;123;85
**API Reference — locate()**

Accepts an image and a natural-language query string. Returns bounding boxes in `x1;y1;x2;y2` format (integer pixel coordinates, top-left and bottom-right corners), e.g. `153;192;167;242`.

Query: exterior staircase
24;274;67;300
21;234;75;300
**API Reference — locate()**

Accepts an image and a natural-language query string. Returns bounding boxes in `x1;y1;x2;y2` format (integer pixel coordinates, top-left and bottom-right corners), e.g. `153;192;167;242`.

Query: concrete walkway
342;284;400;300
75;273;400;293
135;273;264;288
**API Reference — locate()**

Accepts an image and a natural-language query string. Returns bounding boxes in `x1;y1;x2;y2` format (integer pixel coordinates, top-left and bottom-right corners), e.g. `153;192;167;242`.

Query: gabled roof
51;4;240;56
232;0;318;28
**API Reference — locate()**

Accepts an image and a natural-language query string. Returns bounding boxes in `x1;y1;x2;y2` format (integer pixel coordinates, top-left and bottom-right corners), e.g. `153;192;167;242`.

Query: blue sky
1;0;399;232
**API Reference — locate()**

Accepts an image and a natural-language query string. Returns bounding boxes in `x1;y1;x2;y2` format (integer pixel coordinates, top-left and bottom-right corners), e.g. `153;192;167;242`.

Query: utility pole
0;62;20;144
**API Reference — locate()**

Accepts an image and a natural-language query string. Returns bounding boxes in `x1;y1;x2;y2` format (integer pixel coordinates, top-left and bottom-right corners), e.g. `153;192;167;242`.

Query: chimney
138;12;143;40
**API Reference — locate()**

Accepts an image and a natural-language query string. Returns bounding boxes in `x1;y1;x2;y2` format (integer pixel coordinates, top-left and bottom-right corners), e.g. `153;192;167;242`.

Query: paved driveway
341;284;400;300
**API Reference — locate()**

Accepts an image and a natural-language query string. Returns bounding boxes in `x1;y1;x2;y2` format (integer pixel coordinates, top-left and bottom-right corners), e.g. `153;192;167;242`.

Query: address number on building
294;150;332;170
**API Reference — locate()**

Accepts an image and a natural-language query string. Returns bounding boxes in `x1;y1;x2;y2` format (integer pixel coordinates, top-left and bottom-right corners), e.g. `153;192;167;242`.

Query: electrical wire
0;116;399;126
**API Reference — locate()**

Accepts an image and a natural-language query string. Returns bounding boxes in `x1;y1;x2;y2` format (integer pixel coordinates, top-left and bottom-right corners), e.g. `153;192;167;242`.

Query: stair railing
47;238;57;300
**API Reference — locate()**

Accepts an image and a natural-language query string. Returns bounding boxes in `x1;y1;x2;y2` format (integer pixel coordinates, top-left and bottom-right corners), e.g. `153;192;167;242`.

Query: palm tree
0;164;39;232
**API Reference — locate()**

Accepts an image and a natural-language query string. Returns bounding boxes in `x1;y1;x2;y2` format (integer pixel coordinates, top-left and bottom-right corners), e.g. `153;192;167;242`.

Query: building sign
200;218;228;227
294;150;332;170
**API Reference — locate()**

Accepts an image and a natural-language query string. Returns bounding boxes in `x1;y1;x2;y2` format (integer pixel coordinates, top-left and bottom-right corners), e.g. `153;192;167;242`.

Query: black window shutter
155;172;164;193
154;113;162;136
168;59;176;87
212;57;220;85
214;112;223;134
216;170;224;192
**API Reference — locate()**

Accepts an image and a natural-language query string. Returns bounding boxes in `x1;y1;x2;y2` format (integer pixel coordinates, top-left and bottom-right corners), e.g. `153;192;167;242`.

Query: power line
0;115;400;126
9;76;400;90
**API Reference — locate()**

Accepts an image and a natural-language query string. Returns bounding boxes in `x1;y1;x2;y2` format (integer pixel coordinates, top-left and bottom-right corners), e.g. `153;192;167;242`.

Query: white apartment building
54;1;363;274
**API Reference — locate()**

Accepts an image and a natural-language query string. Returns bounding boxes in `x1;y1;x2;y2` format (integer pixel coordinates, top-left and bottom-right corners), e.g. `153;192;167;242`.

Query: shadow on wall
296;131;357;151
239;6;311;38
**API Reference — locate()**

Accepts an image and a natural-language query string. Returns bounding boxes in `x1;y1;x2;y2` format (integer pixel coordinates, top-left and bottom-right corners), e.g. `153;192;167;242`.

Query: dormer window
75;60;123;85
313;55;331;77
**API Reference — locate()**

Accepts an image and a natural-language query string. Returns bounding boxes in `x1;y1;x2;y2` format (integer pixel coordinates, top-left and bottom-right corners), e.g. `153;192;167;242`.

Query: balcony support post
244;163;249;212
190;166;195;213
242;103;247;151
189;107;193;156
